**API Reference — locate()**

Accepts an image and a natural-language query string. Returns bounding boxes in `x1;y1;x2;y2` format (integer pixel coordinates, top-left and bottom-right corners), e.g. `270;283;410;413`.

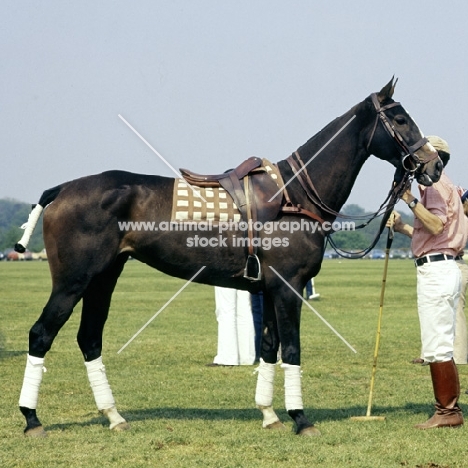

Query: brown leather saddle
180;156;284;224
180;157;285;280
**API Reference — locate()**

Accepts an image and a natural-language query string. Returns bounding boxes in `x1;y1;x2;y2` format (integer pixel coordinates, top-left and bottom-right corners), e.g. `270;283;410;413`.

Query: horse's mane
295;98;370;155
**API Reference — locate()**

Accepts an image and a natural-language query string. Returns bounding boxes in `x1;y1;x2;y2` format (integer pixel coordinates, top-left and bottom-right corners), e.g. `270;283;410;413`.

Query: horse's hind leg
19;282;87;437
77;255;130;432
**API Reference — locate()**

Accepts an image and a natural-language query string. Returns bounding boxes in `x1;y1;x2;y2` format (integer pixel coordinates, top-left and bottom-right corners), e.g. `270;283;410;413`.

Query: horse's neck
287;107;371;214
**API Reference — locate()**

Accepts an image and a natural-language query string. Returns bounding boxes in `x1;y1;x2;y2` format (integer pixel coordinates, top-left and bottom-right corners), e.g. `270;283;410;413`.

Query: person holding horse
391;135;468;429
409;149;468;369
454;191;468;370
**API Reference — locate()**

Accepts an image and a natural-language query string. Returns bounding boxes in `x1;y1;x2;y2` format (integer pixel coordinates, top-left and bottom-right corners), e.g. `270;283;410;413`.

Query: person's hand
386;212;395;229
388;211;405;233
400;187;415;205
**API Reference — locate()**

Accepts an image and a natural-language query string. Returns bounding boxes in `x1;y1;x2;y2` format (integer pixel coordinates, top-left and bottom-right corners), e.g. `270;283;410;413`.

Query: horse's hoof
112;422;131;432
24;426;47;438
264;420;287;430
298;425;321;437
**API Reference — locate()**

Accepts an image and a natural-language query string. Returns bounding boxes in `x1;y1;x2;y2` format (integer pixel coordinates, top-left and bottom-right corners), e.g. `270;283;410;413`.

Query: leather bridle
285;93;439;221
366;93;438;173
282;93;440;258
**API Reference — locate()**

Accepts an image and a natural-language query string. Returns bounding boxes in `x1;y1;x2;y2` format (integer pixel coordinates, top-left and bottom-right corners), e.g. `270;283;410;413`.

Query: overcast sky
2;1;467;213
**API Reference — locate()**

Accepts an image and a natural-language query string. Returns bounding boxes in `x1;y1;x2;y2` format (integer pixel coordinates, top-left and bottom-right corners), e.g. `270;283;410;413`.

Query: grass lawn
1;259;467;467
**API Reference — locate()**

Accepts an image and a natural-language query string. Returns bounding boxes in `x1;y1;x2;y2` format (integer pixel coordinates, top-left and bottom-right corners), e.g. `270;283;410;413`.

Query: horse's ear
377;76;398;102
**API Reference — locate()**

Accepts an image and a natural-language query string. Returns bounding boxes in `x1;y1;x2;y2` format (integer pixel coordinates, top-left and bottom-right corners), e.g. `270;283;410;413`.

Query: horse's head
366;78;442;186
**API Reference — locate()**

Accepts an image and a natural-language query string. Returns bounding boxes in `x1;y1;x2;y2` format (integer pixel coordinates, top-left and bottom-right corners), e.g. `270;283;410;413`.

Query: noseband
366;93;436;173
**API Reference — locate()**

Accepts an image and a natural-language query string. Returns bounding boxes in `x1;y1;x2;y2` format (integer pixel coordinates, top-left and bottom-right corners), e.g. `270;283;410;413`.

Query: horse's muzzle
416;173;434;186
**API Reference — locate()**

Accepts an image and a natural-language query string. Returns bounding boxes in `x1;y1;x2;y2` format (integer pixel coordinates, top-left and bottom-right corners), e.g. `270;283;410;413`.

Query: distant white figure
208;287;256;366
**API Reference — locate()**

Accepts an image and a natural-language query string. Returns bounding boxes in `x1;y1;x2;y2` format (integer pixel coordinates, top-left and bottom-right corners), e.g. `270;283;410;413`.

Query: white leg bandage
255;358;276;407
255;359;280;428
281;363;303;411
84;357;127;430
19;355;46;409
85;357;115;410
258;405;281;428
17;205;43;250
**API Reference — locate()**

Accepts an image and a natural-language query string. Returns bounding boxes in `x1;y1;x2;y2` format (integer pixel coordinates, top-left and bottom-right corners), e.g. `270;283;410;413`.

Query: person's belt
414;253;455;267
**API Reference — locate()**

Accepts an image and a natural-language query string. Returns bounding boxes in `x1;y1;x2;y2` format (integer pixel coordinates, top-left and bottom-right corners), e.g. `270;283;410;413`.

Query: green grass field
1;259;467;468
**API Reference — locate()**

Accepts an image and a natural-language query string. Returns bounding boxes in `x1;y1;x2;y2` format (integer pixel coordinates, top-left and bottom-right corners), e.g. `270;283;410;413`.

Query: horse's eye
394;116;406;125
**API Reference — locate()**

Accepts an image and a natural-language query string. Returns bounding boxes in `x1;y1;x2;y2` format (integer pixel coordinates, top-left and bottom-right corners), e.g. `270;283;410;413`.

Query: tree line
329;204;412;252
0;199;44;252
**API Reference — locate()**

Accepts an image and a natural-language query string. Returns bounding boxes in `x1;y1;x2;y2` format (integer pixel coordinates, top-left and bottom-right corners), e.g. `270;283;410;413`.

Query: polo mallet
351;213;394;421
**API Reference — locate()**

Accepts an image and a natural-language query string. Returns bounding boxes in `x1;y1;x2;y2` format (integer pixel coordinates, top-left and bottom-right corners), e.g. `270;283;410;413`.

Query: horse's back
42;170;175;271
44;170;174;215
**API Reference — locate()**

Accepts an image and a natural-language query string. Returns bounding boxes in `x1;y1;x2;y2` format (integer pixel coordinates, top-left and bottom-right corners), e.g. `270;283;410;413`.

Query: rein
286;150;392;224
284;149;410;259
326;173;412;259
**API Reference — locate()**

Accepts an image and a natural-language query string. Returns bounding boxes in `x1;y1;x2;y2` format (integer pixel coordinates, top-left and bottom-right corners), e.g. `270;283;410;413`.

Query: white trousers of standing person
417;259;461;363
213;287;256;365
454;258;468;364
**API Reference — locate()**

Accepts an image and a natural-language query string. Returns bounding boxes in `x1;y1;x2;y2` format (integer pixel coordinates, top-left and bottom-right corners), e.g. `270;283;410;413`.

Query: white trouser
417;259;461;363
454;259;468;364
213;287;255;365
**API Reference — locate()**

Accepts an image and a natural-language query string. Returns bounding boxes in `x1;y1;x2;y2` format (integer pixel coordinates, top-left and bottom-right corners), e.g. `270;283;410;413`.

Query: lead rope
326;173;412;259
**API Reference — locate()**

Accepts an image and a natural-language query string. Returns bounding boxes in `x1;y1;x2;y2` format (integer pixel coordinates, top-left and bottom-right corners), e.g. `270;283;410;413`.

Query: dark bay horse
16;79;442;437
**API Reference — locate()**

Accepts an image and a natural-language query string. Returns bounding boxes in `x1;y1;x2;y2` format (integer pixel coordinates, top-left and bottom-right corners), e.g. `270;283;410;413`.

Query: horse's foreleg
255;292;285;430
281;363;319;436
255;359;285;429
273;286;321;436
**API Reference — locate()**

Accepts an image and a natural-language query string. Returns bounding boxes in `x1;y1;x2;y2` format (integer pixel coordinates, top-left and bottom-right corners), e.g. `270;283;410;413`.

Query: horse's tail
14;184;66;253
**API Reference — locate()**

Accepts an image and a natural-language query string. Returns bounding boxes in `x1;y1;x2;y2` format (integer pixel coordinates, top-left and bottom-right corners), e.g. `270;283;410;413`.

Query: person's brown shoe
415;411;463;429
415;360;464;430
